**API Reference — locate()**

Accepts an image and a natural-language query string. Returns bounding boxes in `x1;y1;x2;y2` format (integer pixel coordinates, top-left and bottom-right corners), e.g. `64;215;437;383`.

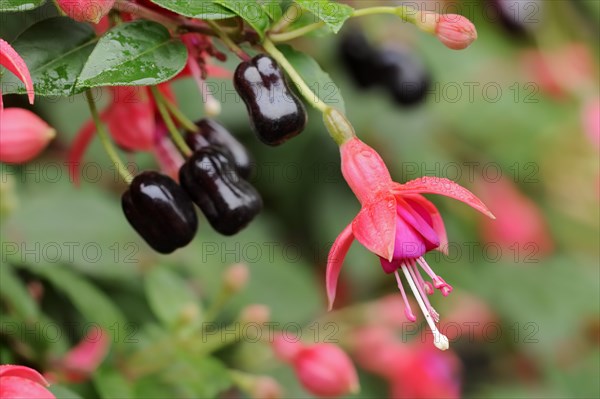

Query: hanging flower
327;137;494;350
0;365;55;399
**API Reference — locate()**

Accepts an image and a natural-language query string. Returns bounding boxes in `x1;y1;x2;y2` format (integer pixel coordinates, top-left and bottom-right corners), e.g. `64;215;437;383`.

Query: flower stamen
401;264;449;351
394;270;417;322
417;257;453;296
409;264;440;322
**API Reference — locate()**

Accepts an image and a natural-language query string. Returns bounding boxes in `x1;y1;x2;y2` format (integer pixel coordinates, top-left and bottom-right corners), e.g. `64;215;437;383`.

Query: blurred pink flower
439;292;498;341
50;326;110;383
351;329;461;399
475;177;554;259
521;44;595;99
389;343;461;399
0;108;55;164
272;335;359;398
0;365;55;399
0;39;34;111
327;137;494;349
582;97;600;150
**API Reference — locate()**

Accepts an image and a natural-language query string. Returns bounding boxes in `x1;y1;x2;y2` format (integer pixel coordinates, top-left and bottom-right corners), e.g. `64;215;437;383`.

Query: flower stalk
84;90;132;184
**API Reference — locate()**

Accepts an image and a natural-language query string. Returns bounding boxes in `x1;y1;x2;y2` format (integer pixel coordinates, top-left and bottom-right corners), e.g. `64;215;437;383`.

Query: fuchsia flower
272;335;359;398
0;39;34;111
50;326;110;383
0;365;55;399
0;108;55;164
327;137;494;350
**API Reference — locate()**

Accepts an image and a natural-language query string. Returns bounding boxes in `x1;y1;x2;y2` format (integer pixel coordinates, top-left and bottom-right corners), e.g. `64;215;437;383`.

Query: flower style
0;365;55;399
327;137;494;350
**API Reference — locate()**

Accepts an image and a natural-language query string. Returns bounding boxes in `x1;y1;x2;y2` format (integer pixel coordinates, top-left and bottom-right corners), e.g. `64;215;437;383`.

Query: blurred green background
1;0;598;398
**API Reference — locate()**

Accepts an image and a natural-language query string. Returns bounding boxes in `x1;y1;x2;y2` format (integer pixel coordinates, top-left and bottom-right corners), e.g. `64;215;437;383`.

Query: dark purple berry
374;49;431;106
488;0;542;35
234;54;307;146
179;147;262;236
185;118;252;179
338;31;379;88
122;171;198;254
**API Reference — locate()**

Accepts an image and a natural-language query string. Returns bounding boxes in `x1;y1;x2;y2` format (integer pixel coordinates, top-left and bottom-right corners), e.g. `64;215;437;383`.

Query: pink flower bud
272;334;303;362
0;108;55;164
56;326;109;383
240;304;271;325
250;376;283;399
436;14;477;50
223;263;249;293
292;344;359;398
56;0;115;24
0;365;55;399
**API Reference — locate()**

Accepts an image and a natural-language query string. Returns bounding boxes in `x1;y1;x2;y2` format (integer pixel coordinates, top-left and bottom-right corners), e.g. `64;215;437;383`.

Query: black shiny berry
374;49;431;106
122;171;198;254
179;147;262;236
234;54;307;146
185;118;252;179
338;31;379;88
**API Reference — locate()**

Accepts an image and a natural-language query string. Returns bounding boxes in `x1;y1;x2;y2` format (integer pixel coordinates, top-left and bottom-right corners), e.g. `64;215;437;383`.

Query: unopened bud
416;12;478;50
240;304;270;325
56;0;115;24
223;263;249;293
435;14;478;50
0;108;55;164
250;376;283;399
292;343;360;398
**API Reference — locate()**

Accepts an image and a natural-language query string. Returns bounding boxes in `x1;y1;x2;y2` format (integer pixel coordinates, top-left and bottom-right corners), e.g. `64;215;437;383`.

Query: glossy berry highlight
234;54;307;146
186;118;253;179
122;171;198;254
179;147;262;236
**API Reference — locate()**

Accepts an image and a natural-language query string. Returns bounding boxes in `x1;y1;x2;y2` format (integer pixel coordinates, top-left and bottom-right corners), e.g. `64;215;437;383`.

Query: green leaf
258;0;282;21
76;20;187;89
293;0;353;33
0;0;46;12
0;262;39;320
163;358;232;398
1;17;96;96
144;266;202;329
148;0;236;19
212;0;270;39
278;44;345;112
48;385;84;399
20;264;130;344
94;367;134;399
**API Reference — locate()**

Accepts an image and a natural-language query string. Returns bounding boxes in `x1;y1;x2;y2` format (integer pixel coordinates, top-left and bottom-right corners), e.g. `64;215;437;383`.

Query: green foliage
292;0;353;33
76;20;187;89
0;0;46;12
147;0;236;19
213;0;271;39
278;44;345;112
1;17;96;96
